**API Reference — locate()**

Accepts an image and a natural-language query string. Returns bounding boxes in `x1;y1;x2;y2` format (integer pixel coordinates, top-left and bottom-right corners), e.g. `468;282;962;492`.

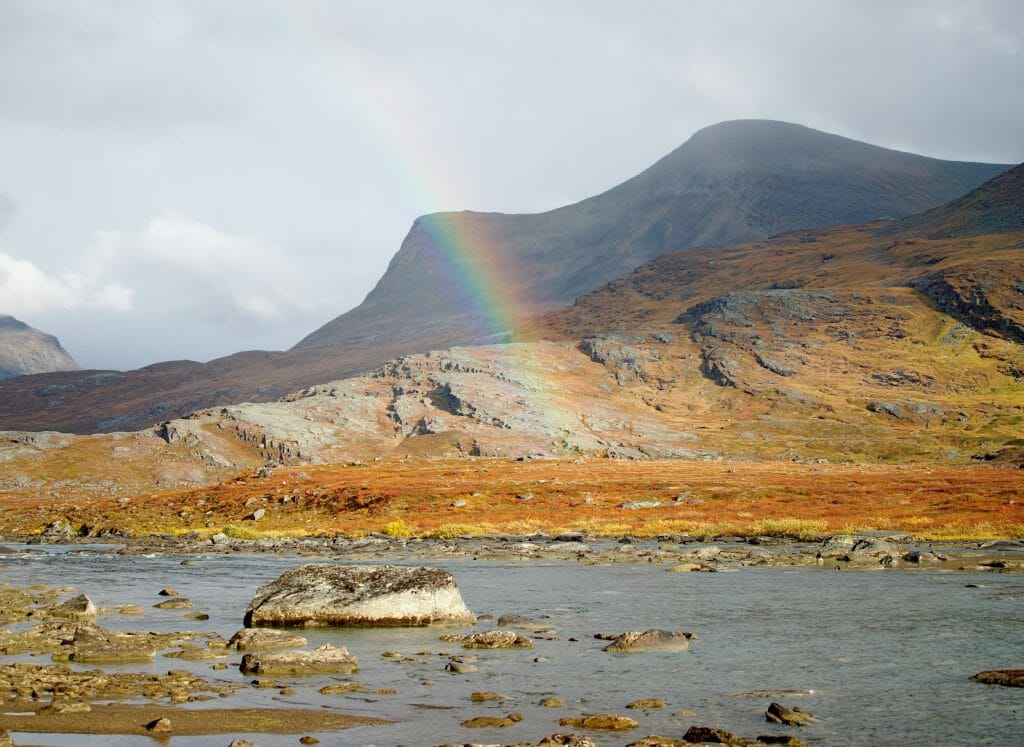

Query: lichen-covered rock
626;698;666;709
239;644;358;675
461;712;523;728
765;701;815;725
627;737;687;747
817;535;904;564
682;726;746;745
601;630;695;653
319;682;367;694
244;564;476;628
153;598;192;610
440;630;533;649
971;669;1024;687
756;736;807;746
49;593;97;620
537;735;597;747
558;714;639;730
228;628;307;651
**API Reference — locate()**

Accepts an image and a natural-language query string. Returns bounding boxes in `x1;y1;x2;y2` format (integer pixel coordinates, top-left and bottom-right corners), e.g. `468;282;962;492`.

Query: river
1;544;1022;746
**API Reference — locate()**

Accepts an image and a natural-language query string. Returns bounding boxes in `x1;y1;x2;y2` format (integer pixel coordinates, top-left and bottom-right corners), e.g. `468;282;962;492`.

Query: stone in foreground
601;630;695;653
239;644;357;675
244;564;476;628
970;669;1024;687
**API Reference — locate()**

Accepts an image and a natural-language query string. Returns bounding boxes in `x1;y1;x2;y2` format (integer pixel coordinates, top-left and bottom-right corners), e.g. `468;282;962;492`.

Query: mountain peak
296;122;1010;352
0;316;79;380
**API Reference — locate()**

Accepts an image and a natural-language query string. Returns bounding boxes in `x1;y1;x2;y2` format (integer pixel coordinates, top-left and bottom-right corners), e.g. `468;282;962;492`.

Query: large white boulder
244;564;477;628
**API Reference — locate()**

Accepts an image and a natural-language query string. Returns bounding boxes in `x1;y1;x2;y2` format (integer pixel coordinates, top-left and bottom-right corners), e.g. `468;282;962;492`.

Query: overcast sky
0;0;1021;370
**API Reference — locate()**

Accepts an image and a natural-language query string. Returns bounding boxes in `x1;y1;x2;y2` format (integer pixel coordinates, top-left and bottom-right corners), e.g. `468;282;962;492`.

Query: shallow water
1;546;1022;746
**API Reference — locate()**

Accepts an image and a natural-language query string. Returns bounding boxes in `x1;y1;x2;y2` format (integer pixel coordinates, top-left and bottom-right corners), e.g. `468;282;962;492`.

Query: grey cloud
0;0;1021;369
0;194;13;228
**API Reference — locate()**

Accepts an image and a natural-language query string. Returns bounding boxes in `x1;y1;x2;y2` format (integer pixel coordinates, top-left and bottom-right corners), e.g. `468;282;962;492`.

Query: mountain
295;120;1010;352
0;316;79;379
0;121;1012;434
884;161;1024;239
4;163;1021;511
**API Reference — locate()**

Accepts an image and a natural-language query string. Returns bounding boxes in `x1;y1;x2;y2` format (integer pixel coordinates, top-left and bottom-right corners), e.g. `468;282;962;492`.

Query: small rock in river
461;712;523;728
765;701;815;725
601;630;695;653
970;669;1024;687
559;714;638;730
239;644;358;676
50;594;97;620
439;630;533;649
682;726;745;744
153;598;192;610
228;628;307;651
145;717;172;733
626;698;665;709
470;691;505;702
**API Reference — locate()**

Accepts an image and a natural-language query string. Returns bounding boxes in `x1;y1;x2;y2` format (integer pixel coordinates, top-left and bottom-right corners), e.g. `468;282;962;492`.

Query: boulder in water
244;564;476;628
239;644;358;675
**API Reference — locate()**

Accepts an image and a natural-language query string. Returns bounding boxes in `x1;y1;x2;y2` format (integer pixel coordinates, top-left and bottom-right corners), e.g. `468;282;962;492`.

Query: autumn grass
2;458;1021;541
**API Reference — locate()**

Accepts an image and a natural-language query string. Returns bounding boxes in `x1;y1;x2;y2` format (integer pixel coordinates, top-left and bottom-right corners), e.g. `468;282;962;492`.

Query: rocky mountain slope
2;165;1021;507
295;119;1009;352
0;316;79;379
0;121;1009;435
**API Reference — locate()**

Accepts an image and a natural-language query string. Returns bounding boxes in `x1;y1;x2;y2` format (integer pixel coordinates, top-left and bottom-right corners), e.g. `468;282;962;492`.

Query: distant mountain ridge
0;315;79;379
295;119;1010;351
885;161;1024;238
0;120;1013;434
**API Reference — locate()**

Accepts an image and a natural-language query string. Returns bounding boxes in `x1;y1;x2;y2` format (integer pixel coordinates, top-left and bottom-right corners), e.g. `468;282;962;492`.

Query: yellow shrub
382;519;414;538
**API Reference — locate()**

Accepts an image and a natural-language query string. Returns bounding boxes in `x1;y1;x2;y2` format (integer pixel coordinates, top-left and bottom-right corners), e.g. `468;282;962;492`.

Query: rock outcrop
244;564;477;628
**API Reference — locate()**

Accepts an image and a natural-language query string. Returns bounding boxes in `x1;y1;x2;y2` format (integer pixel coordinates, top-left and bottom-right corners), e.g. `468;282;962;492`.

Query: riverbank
4;529;1024;573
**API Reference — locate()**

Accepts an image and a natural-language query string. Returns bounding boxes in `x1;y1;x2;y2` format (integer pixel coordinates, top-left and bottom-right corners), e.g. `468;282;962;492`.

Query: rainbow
279;3;576;451
282;2;526;343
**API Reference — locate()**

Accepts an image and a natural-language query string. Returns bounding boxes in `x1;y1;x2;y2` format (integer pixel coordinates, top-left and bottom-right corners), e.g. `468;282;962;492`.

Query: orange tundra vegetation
1;458;1020;541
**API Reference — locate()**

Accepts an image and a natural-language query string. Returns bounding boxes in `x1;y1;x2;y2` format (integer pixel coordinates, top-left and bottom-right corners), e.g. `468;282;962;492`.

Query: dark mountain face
0;315;79;380
295;120;1010;351
884;161;1024;238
